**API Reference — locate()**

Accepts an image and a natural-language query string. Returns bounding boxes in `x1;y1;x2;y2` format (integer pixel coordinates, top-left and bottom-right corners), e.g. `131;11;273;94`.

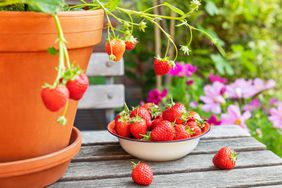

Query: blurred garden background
118;0;282;157
83;0;282;157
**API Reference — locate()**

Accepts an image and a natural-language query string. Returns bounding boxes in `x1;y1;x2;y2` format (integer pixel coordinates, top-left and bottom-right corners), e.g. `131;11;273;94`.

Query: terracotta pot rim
0;127;81;178
0;9;104;17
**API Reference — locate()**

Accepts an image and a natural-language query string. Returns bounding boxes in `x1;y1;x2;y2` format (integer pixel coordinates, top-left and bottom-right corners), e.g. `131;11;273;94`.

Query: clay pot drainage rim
0;127;81;178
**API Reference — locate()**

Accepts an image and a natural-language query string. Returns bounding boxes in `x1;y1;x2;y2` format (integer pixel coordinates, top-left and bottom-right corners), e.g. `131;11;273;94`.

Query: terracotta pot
0;10;104;162
0;127;81;188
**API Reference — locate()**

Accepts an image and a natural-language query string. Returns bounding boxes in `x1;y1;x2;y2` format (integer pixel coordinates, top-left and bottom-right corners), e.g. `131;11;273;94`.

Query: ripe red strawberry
174;124;191;140
201;122;210;133
188;111;201;120
131;162;153;186
66;73;89;101
162;103;187;124
154;57;174;75
213;147;238;170
151;120;175;141
142;103;155;111
142;103;161;119
187;122;202;137
105;39;126;62
186;120;198;128
125;36;138;51
129;116;147;139
115;113;131;138
41;85;69;112
130;107;152;128
151;118;162;130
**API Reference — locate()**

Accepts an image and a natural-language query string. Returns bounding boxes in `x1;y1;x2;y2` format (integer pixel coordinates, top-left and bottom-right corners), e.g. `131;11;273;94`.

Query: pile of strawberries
105;37;174;76
113;102;210;141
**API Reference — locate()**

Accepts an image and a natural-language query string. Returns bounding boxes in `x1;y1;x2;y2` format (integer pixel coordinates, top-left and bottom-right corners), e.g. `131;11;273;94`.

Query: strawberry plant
0;0;218;125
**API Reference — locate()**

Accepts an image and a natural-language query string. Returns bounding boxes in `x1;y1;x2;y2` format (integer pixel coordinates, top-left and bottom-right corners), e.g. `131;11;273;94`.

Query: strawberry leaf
48;47;58;55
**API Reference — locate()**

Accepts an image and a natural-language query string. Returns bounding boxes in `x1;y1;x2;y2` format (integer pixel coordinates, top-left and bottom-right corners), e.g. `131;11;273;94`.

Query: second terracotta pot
0;10;104;162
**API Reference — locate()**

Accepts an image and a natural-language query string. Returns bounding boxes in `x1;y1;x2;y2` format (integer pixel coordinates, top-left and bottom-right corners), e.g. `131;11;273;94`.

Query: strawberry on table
154;57;175;75
105;38;126;62
151;120;175;141
41;85;69;112
174;124;191;140
213;147;238;170
129;116;147;139
130;106;152;128
162;103;187;124
131;162;153;186
125;35;138;51
66;73;89;101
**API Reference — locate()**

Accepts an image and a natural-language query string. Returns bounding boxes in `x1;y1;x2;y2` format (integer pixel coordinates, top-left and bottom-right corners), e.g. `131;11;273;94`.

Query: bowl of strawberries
107;102;211;161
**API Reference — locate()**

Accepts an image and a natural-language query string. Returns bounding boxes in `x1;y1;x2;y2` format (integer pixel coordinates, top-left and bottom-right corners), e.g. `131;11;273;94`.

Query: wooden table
51;125;282;187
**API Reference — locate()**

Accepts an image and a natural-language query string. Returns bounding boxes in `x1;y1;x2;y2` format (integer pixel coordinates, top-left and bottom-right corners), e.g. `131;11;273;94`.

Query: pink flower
200;82;226;114
221;105;251;129
169;62;183;76
268;103;282;129
185;64;197;77
147;88;167;105
209;74;227;84
243;99;261;111
269;98;279;106
189;101;198;108
226;79;255;99
207;114;222;126
252;78;276;95
169;62;197;77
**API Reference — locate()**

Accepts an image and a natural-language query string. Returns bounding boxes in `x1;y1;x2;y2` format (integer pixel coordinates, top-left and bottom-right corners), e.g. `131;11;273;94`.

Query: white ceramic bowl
107;121;211;161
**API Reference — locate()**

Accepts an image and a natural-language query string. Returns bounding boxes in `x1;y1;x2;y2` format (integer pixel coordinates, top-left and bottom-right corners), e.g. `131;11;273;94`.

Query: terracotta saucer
0;127;81;188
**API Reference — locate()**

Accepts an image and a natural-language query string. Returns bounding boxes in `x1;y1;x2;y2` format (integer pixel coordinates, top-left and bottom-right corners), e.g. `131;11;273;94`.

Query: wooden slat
75;137;266;161
81;125;250;145
86;53;124;76
61;150;281;181
51;165;282;187
78;85;124;109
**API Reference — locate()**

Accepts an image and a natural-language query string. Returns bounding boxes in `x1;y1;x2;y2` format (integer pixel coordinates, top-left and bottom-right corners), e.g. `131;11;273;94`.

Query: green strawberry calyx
155;56;176;68
109;54;116;61
149;105;161;118
131;161;140;169
230;149;238;163
57;115;67;126
141;131;151;141
195;119;206;128
186;126;194;135
124;35;138;43
130;115;144;123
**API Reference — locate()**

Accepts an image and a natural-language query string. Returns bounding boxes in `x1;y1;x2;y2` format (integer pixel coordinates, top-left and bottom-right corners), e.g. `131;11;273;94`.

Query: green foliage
125;0;282;93
247;110;282;157
0;0;64;14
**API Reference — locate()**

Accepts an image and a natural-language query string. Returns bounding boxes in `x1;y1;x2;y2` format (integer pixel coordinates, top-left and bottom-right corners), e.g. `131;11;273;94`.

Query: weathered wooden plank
75;137;265;161
62;150;282;181
51;165;282;187
81;125;250;145
86;53;124;76
78;85;125;109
